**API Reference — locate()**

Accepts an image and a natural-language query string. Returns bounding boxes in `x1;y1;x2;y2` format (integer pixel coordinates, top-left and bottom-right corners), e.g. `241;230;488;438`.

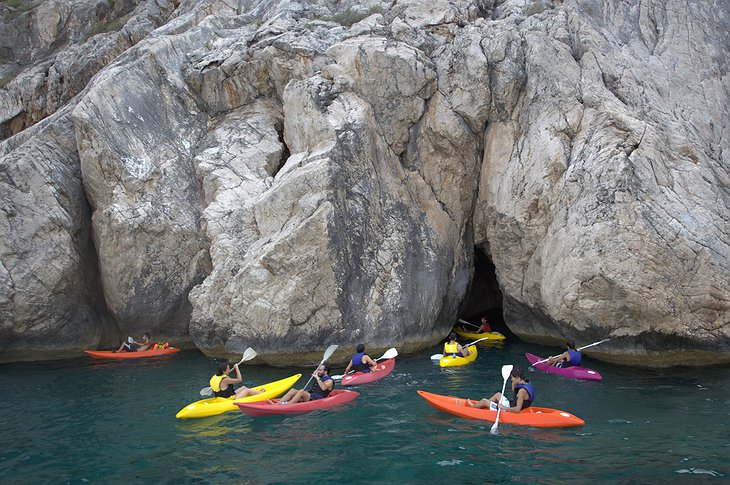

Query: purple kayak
526;353;602;381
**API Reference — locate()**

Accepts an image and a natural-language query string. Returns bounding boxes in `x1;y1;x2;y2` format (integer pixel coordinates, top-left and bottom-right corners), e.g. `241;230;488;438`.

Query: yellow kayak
439;345;478;367
176;373;302;419
453;328;506;341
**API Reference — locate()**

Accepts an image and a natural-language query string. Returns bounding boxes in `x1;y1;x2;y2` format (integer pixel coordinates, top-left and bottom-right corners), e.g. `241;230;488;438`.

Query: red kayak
341;358;396;386
84;347;180;359
235;390;359;417
525;353;602;381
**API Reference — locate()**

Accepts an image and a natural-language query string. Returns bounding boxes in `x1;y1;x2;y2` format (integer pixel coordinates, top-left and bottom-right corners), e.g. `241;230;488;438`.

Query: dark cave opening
460;246;519;341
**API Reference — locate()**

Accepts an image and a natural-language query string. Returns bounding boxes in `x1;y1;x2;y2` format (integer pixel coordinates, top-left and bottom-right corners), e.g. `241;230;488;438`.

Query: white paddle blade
431;353;443;361
490;421;499;434
379;348;398;360
322;344;338;363
501;365;514;380
331;374;344;380
199;387;213;396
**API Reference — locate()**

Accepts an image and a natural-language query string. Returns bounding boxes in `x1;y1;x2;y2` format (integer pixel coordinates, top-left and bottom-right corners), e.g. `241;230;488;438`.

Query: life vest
210;374;235;398
351;352;371;373
309;375;333;400
567;349;582;366
514;382;535;409
444;342;459;356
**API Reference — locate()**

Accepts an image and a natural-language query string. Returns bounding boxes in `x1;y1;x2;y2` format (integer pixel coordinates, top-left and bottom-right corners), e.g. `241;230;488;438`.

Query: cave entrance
460;247;517;339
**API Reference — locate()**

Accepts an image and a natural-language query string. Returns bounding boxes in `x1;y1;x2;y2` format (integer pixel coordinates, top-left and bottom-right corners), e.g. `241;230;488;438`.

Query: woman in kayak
467;367;534;412
546;340;582;367
210;362;265;399
478;316;492;333
276;364;334;404
115;332;152;352
343;344;379;374
444;332;472;358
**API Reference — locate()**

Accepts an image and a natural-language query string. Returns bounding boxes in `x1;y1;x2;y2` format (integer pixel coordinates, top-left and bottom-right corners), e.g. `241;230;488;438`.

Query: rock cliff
1;0;728;366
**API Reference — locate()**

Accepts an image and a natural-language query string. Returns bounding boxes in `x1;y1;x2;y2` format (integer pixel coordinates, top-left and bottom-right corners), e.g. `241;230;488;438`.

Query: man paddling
444;332;472;358
276;364;334;404
343;344;379;375
546;340;582;368
115;332;152;353
467;367;534;412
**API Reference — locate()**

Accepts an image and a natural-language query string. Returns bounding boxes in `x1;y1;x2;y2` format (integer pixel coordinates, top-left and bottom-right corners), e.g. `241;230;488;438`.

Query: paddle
199;347;258;396
457;318;481;330
430;337;493;360
530;338;611;366
331;347;399;380
491;364;514;434
298;344;339;392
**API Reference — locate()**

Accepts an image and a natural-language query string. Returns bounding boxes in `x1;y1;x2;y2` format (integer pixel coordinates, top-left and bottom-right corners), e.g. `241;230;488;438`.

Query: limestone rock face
0;0;728;365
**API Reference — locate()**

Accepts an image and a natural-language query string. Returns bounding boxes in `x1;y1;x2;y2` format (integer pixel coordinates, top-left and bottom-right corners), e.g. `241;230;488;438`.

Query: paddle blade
501;364;514;380
199;387;213;396
378;348;398;360
242;347;257;361
430;353;443;361
331;374;344;380
322;344;338;363
490;421;499;434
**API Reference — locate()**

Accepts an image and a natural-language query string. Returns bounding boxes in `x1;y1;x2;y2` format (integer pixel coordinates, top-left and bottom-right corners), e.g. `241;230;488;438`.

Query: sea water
0;342;727;484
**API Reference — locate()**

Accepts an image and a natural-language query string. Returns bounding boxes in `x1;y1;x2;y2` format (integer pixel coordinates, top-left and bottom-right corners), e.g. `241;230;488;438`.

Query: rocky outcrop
1;0;728;365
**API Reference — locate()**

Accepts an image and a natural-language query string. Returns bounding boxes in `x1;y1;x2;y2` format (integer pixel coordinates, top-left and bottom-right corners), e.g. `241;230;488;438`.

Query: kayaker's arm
222;364;243;386
343;361;353;374
500;388;528;413
363;355;378;370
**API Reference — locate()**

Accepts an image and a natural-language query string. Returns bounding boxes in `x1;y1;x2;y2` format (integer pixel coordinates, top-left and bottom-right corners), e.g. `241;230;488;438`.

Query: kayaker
276;364;334;404
479;316;492;333
444;332;472;358
343;344;379;374
467;367;534;412
210;362;265;399
547;340;582;368
115;332;152;352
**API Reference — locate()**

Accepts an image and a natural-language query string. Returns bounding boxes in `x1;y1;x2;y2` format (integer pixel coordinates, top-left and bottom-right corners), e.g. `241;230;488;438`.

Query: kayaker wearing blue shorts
343;344;378;374
467;367;534;412
547;340;582;367
277;364;334;404
444;332;471;358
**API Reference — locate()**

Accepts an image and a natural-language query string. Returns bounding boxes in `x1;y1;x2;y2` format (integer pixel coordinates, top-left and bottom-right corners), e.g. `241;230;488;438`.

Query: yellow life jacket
209;374;228;392
444;342;459;355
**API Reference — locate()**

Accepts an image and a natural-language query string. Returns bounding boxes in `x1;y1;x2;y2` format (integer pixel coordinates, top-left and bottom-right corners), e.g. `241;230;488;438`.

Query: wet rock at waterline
1;0;728;365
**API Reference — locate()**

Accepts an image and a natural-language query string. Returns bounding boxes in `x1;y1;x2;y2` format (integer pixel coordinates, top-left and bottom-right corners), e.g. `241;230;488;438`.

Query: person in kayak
343;344;379;375
479;316;492;333
115;332;152;352
467;367;534;412
210;362;265;399
276;364;334;404
547;340;582;368
444;332;472;358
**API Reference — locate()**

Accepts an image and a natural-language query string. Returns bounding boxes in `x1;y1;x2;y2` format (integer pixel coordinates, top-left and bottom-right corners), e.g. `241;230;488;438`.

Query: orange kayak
84;347;181;359
417;390;585;428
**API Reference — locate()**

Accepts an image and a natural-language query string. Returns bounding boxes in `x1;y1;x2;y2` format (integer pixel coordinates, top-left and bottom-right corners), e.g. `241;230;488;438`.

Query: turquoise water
1;342;728;484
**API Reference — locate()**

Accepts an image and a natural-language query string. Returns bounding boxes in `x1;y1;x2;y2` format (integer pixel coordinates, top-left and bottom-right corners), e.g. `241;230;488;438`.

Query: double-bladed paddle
199;347;257;396
490;364;514;434
331;347;399;380
530;338;611;366
457;318;481;330
430;336;493;360
298;344;339;392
